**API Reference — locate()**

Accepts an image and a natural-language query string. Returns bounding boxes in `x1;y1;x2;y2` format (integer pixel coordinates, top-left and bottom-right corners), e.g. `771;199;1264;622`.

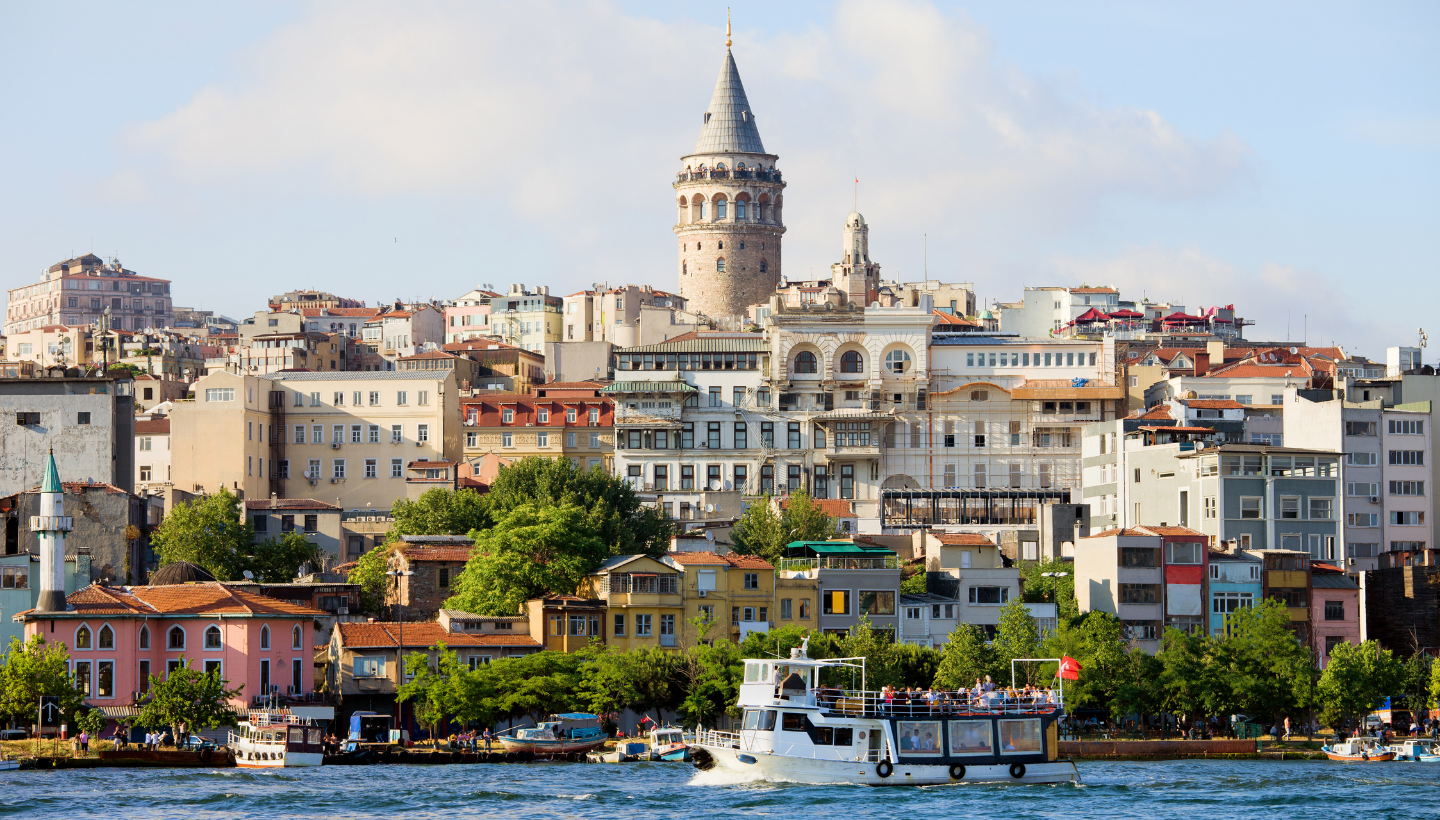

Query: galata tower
675;23;784;320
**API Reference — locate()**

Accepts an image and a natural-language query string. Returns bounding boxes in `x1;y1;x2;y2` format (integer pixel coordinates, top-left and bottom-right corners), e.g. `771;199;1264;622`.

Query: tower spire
726;8;732;48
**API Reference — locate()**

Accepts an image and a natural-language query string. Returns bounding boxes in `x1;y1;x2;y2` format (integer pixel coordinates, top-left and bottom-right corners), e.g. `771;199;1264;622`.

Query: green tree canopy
731;490;837;566
248;532;325;583
993;599;1042;688
1210;598;1312;723
389;488;489;538
1019;557;1078;620
578;645;684;725
130;660;244;743
933;624;998;690
149;486;254;580
678;637;744;727
444;503;608;615
347;542;395;614
1157;628;1223;725
0;636;87;728
1041;611;1128;711
484;457;672;557
398;642;465;743
1317;640;1405;731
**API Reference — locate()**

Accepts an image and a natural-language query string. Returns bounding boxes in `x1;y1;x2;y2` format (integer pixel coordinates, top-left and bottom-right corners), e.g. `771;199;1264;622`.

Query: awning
601;381;697;394
1108;309;1144;319
812;410;895;422
1074;308;1108;323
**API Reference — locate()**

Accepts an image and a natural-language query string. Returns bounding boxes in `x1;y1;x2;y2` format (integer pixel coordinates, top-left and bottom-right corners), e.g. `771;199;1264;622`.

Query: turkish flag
1057;656;1082;681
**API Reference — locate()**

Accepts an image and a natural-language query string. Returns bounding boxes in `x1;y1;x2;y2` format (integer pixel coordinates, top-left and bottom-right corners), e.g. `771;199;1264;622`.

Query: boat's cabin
234;720;325;753
651;728;685;746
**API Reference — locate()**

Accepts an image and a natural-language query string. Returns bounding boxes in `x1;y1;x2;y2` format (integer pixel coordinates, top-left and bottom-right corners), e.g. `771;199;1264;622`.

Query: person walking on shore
1283;717;1291;740
483;728;492;753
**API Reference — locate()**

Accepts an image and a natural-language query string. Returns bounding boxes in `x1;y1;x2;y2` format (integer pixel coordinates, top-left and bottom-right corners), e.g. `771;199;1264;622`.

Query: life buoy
876;760;893;778
1009;762;1026;779
949;763;965;780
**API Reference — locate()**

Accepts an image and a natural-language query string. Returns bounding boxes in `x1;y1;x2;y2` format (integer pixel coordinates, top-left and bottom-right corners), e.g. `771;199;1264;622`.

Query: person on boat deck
983;675;995;692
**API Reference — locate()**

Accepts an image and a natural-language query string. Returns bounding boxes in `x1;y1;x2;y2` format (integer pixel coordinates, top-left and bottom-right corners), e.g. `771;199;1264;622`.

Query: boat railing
696;728;741;749
811;688;1064;719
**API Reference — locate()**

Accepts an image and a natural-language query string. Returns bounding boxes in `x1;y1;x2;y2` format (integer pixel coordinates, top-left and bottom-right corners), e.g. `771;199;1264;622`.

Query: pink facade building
1309;562;1361;668
19;581;323;708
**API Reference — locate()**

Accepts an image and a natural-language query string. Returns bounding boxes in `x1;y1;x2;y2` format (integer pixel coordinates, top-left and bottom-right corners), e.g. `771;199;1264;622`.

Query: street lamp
385;567;414;738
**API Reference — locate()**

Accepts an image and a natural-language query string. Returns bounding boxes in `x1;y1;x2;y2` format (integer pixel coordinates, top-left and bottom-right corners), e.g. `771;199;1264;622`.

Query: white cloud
117;0;1255;300
1049;243;1386;356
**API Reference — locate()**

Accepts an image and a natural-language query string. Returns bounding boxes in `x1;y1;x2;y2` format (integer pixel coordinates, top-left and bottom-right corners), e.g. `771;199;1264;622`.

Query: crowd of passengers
809;676;1061;715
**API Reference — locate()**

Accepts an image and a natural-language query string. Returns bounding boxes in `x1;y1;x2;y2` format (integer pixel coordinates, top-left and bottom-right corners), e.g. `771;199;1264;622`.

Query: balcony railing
659;634;678;648
778;556;901;573
29;516;74;532
675;169;783;183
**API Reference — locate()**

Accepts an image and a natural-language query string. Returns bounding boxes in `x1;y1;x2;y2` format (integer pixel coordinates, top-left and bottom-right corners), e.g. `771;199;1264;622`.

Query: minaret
31;450;73;612
831;212;881;306
675;14;785;320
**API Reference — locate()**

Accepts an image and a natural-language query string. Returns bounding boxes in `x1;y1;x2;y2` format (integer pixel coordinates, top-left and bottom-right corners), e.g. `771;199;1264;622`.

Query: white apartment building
997;286;1120;338
171;370;460;510
360;304;446;367
134;416;172;495
5;253;174;335
562;286;697;347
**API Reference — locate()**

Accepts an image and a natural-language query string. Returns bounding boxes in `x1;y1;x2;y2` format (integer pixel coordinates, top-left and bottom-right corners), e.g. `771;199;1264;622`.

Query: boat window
742;710;761;731
759;710;777;731
896;721;943;756
833;727;854;746
290;728;304;743
744;661;763;684
307;728;322;745
781;713;807;732
948;721;994;756
998;719;1043;754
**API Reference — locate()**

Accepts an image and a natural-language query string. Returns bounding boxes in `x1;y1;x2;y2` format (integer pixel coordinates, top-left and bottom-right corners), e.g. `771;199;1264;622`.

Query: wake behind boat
692;645;1078;786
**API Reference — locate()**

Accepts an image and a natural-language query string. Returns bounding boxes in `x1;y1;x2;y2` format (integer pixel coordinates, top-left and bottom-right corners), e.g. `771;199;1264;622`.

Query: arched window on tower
716;199;727;219
718;241;723;250
736;200;746;219
760;260;768;273
699;201;707;220
716;258;726;273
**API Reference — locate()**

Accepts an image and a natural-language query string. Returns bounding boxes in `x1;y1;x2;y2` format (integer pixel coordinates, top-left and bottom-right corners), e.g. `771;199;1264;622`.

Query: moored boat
229;710;326;768
649;727;691;761
498;713;607;758
692;646;1079;786
1321;736;1394;762
1385;739;1440;762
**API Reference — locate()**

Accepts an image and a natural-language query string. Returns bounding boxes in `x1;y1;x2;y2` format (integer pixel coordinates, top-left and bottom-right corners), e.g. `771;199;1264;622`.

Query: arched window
718;241;724;250
840;350;864;373
699;201;707;220
736;200;746;219
292;625;303;650
98;625;114;649
75;625;91;649
260;625;271;650
795;351;818;374
760;259;768;273
716;199;727;219
167;626;185;650
139;625;150;650
682;261;687;276
205;625;222;649
716;258;726;273
885;349;913;374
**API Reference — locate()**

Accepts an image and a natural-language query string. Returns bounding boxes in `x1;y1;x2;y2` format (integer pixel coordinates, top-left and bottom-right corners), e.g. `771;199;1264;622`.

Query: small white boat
1321;736;1394;762
229;710;325;768
0;759;18;772
649;727;690;761
1386;739;1440;762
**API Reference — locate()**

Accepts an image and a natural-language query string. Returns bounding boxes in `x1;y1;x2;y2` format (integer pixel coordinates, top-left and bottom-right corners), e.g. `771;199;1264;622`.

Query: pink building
19;579;324;708
1309;562;1360;668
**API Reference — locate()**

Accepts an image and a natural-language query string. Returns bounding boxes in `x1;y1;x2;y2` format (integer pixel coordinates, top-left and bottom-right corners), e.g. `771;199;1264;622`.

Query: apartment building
670;551;776;645
385;536;474;619
170;370;460;510
134;415;172;494
525;594;609;653
997;286;1121;338
5;253;174;335
268;290;365;312
0;373;136;497
1259;549;1312;642
485;285;562;353
578;554;686;651
212;331;351;375
1075;527;1208;650
562;285;694;346
443;288;499;344
361;304;445;368
1206;549;1262;638
920;531;1021;638
1310;562;1359;667
458;385;614;483
1283;387;1433;572
777;540;901;638
246;498;343;565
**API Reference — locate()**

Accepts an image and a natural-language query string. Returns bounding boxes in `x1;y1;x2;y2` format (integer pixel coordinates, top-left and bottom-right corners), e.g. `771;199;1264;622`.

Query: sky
1;1;1435;358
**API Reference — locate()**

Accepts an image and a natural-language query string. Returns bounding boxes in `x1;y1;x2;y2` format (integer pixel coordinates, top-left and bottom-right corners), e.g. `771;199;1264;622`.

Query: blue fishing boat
649;727;691;761
499;713;607;758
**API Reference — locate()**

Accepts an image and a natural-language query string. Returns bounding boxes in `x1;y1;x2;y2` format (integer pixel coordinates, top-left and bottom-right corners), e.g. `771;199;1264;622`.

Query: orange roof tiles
1082;528;1154;539
134;418;171;434
398;546;474;563
1184;399;1245;409
31;582;327;619
931;532;995;546
668;551;775;570
336;622;541;649
779;497;855;518
1141;526;1207;538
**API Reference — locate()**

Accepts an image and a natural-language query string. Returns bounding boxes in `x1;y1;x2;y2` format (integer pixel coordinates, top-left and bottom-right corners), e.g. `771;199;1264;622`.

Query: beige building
170;370;460;510
134;415;173;494
246;498;344;567
5;253;174;335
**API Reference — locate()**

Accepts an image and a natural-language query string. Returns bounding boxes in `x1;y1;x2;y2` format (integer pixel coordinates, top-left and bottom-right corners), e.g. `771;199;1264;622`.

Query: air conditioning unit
336;606;349;615
331;442;340;449
270;685;280;694
1371;497;1379;504
330;478;339;484
698;589;707;598
308;479;318;486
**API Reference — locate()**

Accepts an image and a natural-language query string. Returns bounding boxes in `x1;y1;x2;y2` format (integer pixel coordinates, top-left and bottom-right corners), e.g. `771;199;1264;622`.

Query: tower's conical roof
693;49;766;155
41;449;62;495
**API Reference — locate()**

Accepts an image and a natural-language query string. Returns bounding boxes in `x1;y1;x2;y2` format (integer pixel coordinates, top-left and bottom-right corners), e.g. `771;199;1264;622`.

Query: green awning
784;540;896;558
600;381;697;393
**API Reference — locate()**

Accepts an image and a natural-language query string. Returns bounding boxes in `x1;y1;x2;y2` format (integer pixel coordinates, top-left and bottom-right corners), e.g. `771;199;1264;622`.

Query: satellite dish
1290;347;1298;355
242;570;254;580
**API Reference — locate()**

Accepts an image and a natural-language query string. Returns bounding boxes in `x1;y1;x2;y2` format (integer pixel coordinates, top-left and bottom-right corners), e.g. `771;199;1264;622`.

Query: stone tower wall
674;154;785;320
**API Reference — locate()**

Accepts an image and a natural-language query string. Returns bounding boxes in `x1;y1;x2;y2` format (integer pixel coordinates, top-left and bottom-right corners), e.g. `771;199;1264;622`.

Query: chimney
1192;352;1210;376
32;450;72;613
1206;340;1225;364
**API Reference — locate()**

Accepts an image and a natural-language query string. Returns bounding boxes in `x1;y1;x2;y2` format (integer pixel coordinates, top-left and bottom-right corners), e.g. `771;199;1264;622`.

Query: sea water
2;759;1436;819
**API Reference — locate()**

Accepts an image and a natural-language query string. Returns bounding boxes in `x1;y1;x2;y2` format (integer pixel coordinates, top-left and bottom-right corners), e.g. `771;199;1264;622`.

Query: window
369;391;380;406
885;348;912;374
391;425;403;443
310;392;321;406
840;350;863;373
823;590;851;615
204;625;222;649
1166;542;1202;565
1324;600;1345;621
635;614;653;637
612;614;625;636
1390;450;1425;465
418;424;429;443
744;572;759;590
502;408;514;424
334;391;345;406
1204;496;1217;519
1279;496;1300;519
1240;497;1263;519
369;424;380;443
1346;451;1378;466
292;624;303;650
968;586;1008;605
733;422;747;449
355;656;385;677
780;598;793;619
1388;480;1423;496
1212;591;1254;613
204;388;235;402
167;626;185;650
1391;511;1425;525
396;391;408;405
0;567;28;590
96;660;114;698
333;459;346;479
1345;421;1377;436
1309;498;1333;520
795;350;817;373
1347;513;1379;527
75;624;92;649
788;422;801;449
351;424;362;443
418;391;429;406
77;412;90;425
859;591;895;616
1388;418;1424;435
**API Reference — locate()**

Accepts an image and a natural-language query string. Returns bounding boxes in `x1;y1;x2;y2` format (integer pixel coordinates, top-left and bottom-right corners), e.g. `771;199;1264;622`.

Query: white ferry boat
229;711;326;768
693;647;1079;786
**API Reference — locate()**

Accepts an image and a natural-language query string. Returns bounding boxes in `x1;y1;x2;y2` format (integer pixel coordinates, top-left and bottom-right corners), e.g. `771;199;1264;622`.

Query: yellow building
577;555;684;651
774;576;819;633
670;552;776;646
171;369;461;510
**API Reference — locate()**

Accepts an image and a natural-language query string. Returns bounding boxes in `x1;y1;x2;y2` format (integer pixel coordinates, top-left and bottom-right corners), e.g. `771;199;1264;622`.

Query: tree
1210;599;1311;724
0;636;86;729
1019;558;1078;620
993;599;1042;687
900;570;927;595
678;638;744;727
444;503;608;615
397;643;463;744
781;490;838;544
149;487;253;580
1111;650;1165;728
1041;611;1128;712
130;661;244;746
730;495;788;566
347;542;396;614
1157;628;1221;730
389;488;489;539
837;617;901;691
485;457;672;557
893;643;942;690
1317;640;1405;731
933;624;998;690
76;707;107;744
1430;653;1440;711
1397;652;1435;718
248;532;324;583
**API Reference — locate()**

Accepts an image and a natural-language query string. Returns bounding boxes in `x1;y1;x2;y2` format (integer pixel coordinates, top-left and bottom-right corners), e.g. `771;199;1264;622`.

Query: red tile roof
931;532;995;546
399;350;462;361
1184;399;1245;409
668;551;774;570
407;460;457;468
540;381;607;389
1140;525;1207;538
336;622;540;649
134;418;171;434
1082;528;1155;539
398;546;474;563
779;497;855;518
244;498;341;511
932;311;977;326
23;582;327;619
1131;405;1173;420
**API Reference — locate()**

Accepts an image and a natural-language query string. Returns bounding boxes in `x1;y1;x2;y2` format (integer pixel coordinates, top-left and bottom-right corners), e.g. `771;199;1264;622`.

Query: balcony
675;169;783;183
825;440;881;459
29;515;74;532
614;403;683;426
778;556;901;576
